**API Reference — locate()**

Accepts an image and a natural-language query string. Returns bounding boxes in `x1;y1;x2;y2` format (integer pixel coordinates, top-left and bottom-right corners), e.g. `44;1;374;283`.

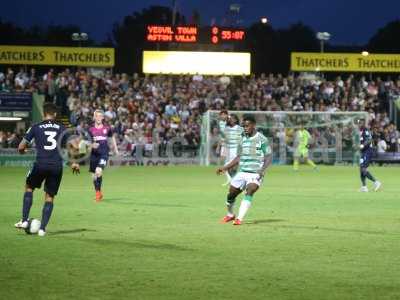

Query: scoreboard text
147;25;197;43
146;25;245;44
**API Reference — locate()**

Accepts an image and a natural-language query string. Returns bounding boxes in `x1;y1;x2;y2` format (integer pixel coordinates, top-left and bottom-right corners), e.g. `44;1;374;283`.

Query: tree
368;20;400;53
0;19;25;45
245;22;275;74
245;22;318;74
0;19;87;47
272;23;319;73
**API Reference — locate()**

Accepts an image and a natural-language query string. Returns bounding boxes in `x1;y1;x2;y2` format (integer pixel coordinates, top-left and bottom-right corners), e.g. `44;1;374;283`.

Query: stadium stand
1;67;399;160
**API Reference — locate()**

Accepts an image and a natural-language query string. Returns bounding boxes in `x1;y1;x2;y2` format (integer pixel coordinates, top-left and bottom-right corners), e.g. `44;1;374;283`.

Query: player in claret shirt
89;110;119;202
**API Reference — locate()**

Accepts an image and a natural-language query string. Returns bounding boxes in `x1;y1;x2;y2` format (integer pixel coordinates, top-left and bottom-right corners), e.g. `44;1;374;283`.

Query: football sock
360;173;366;186
366;172;376;182
293;159;299;170
226;193;236;216
22;191;33;222
238;195;253;221
40;202;54;230
226;202;235;216
94;176;102;191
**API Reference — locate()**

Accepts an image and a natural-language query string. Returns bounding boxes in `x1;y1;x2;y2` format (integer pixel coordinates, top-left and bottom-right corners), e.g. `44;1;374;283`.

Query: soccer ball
25;219;41;234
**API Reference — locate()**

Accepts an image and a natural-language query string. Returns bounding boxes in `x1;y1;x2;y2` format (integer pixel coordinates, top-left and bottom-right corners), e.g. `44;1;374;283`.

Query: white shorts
220;145;227;157
231;172;263;190
224;149;238;165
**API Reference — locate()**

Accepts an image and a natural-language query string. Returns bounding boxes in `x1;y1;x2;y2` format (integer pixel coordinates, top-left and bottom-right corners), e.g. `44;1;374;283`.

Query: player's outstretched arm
64;139;81;175
258;153;272;179
359;136;371;150
111;135;119;155
216;156;240;175
18;140;28;154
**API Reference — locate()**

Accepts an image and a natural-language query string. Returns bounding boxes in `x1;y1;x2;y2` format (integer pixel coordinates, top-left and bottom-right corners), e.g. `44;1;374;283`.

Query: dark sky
1;0;399;45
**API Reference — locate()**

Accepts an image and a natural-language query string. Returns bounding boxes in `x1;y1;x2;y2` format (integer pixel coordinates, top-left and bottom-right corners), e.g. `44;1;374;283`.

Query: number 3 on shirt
44;131;57;150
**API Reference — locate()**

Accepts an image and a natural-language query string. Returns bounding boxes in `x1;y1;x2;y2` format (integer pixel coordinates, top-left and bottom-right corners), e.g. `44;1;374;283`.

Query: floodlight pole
316;32;331;53
316;32;331;78
71;32;88;47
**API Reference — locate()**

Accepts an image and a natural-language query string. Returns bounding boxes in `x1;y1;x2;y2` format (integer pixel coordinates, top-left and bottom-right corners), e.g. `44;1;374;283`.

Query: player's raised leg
304;157;317;169
221;182;242;223
359;166;369;192
89;153;106;202
360;165;381;192
15;163;44;229
234;180;259;225
93;166;104;202
21;187;33;225
38;165;62;236
15;186;34;229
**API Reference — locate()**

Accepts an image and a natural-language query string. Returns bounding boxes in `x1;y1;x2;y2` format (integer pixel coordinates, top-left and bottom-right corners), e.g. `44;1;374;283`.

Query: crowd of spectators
1;67;400;156
0;130;22;148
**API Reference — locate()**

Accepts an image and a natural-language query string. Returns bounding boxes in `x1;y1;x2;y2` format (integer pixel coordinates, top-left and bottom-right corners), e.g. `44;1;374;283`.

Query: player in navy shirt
89;109;119;202
359;121;381;192
14;103;80;236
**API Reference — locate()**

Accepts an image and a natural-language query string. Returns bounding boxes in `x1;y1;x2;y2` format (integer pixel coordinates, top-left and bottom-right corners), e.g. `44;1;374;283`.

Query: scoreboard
147;25;198;42
146;25;245;44
210;26;245;44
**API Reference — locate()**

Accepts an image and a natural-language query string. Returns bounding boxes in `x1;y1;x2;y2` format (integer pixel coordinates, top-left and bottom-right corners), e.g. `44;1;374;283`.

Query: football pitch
0;165;399;300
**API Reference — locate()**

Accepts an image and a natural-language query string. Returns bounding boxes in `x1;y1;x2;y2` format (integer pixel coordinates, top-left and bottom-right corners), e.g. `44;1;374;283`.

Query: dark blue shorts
89;154;108;173
26;163;63;197
360;149;373;168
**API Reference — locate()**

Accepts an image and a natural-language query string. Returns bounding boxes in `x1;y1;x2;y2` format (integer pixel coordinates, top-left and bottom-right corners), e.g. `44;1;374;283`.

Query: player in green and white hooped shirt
217;115;272;225
221;114;243;185
217;109;230;180
218;110;229;181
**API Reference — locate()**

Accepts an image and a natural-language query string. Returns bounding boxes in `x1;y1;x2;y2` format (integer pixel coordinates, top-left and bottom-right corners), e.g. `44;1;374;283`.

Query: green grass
0;165;399;300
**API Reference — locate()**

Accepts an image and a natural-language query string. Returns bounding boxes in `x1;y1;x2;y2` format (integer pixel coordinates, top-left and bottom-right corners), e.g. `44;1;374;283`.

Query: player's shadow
50;228;97;236
71;237;192;252
276;224;396;236
102;197;130;202
133;202;189;208
246;219;286;225
103;198;188;208
244;221;396;236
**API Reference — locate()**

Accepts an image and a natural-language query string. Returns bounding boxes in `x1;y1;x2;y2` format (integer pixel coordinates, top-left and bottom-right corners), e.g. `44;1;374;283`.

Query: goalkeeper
293;123;317;171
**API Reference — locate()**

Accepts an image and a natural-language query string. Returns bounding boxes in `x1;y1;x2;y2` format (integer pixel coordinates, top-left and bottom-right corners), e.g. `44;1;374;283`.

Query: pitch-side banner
291;52;400;72
143;51;251;75
0;45;114;67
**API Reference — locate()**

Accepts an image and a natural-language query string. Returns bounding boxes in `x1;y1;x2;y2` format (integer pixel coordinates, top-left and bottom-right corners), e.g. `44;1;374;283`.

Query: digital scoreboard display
146;25;245;44
210;26;245;44
147;25;198;42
